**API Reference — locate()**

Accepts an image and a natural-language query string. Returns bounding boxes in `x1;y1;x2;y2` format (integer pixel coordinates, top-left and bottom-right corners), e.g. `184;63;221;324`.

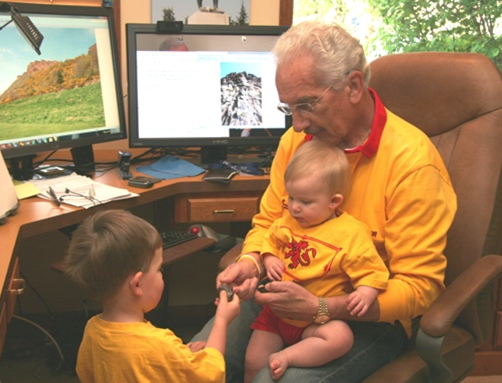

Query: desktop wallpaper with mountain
0;24;105;141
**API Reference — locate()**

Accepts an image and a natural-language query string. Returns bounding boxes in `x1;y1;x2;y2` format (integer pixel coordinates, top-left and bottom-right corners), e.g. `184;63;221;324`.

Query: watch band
313;297;330;324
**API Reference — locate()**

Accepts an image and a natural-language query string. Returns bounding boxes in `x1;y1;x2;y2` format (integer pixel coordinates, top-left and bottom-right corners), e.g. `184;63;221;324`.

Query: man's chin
307;130;338;145
305;128;323;136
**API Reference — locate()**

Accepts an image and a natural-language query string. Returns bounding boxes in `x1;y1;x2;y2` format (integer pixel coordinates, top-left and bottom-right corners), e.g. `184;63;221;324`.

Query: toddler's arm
262;253;284;281
346;285;379;317
206;290;240;355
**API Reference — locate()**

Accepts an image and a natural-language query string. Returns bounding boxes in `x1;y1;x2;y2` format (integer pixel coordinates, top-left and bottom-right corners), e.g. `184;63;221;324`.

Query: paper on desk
30;173;138;209
14;181;41;200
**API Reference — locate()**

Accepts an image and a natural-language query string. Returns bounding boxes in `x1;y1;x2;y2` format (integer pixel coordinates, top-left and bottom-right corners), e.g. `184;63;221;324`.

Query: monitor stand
200;146;227;166
195;146;273;169
7;145;95;181
6;155;37;181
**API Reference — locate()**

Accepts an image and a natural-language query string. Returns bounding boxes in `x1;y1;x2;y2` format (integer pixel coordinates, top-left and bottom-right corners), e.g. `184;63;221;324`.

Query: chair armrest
420;254;502;338
415;254;502;383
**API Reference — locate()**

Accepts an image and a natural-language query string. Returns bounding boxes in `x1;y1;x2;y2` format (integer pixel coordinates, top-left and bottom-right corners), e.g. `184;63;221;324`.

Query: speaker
71;145;95;175
0;151;20;224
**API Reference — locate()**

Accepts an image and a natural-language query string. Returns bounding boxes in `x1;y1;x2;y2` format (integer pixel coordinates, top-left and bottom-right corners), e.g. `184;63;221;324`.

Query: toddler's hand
346;291;371;316
215;289;241;325
263;255;284;281
187;341;206;353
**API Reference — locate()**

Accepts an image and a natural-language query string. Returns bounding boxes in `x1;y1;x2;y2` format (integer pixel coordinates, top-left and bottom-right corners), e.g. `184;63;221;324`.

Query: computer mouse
188;224;220;241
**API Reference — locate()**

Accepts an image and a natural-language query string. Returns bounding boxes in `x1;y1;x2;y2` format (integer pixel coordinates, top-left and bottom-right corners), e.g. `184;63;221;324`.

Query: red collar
305;88;386;158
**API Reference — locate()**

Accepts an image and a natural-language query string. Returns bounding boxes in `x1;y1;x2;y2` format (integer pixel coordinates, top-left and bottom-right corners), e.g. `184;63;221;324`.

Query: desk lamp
0;2;44;55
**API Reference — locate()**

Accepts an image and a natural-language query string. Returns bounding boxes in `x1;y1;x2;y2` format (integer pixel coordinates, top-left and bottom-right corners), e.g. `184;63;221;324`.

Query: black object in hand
217;283;234;301
257;277;272;293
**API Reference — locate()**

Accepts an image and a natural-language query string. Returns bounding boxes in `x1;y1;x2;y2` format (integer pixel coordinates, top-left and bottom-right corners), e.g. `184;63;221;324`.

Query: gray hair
273;20;370;89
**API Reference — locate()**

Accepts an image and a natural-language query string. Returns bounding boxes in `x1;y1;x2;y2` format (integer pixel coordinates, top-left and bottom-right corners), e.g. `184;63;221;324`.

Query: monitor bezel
0;2;127;161
126;23;290;155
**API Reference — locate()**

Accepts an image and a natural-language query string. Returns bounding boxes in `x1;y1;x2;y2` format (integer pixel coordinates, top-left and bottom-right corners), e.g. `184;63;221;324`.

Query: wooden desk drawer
175;193;261;223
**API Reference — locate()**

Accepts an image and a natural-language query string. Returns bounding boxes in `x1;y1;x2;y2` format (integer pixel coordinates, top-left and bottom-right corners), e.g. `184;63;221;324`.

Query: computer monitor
126;23;291;165
0;3;126;178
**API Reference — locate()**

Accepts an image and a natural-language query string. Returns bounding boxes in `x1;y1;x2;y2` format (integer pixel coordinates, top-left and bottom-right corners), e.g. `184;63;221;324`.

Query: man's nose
291;112;310;132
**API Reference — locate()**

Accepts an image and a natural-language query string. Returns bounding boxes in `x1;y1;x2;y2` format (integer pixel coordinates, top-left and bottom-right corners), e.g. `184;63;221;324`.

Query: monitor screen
0;3;126;175
126;23;290;164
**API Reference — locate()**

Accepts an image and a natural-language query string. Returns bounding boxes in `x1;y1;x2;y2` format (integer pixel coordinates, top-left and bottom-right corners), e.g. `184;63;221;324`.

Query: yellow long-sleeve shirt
243;89;457;335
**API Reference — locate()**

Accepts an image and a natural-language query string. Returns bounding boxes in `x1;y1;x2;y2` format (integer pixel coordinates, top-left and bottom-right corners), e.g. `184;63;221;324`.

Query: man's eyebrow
292;94;318;104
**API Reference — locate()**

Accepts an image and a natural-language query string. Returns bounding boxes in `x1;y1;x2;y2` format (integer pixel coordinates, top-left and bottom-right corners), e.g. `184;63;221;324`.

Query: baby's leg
269;320;353;380
245;329;284;383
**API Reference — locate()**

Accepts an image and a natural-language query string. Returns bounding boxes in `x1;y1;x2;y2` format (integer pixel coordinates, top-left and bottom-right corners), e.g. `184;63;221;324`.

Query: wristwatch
313;297;330;324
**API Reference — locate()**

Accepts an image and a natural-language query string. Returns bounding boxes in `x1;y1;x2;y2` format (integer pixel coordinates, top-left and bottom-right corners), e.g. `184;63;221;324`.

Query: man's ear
330;194;344;209
129;271;144;297
347;71;364;103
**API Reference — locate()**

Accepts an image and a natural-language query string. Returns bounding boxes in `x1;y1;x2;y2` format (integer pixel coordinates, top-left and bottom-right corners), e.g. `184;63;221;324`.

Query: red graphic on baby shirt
285;238;317;269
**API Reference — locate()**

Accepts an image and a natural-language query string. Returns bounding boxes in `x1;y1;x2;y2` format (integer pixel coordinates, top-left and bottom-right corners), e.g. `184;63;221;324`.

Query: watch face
314;314;330;324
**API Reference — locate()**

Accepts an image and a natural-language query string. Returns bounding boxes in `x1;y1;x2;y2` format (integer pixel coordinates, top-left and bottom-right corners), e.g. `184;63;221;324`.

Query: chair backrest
369;52;502;344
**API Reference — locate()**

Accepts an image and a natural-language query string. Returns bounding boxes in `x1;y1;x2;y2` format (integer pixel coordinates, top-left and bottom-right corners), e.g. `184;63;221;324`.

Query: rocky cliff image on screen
220;69;262;127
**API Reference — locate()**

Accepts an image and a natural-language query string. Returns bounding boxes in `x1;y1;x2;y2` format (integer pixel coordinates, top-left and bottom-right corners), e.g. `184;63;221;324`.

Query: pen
48;186;61;207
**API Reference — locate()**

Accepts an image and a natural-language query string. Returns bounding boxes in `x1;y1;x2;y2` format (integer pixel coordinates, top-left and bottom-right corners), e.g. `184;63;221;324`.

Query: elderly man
192;20;456;382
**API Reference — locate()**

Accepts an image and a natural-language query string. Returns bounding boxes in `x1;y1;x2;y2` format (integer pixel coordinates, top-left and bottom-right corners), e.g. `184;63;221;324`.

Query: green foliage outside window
368;0;502;68
294;0;502;69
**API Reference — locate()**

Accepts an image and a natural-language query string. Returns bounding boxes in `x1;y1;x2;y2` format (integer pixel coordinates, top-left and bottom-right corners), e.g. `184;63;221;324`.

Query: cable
20;271;54;319
12;314;65;370
32;150;58;168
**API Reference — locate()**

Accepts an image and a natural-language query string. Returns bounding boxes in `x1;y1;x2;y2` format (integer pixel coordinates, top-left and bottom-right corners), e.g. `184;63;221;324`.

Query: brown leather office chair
361;52;502;382
219;52;502;382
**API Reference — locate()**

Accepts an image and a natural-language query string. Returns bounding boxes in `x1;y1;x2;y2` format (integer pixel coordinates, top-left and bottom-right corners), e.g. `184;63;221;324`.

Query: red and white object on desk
0;151;20;224
189;224;221;241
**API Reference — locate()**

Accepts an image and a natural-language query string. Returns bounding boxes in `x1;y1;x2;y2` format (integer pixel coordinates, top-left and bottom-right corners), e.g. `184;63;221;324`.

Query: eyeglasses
58;187;101;206
277;82;335;116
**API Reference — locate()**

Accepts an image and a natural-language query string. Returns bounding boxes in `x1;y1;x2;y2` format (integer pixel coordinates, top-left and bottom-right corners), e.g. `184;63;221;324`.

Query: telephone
118;151;132;179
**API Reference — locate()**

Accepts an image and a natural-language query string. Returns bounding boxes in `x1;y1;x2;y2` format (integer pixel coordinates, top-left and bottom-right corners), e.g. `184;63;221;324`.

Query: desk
0;153;270;359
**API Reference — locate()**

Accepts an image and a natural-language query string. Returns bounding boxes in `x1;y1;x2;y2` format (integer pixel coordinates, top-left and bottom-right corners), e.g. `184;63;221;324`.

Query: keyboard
160;229;198;249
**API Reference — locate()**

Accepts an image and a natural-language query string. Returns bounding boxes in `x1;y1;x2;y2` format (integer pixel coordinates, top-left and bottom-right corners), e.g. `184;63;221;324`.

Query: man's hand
217;257;259;301
254;281;318;322
255;281;381;322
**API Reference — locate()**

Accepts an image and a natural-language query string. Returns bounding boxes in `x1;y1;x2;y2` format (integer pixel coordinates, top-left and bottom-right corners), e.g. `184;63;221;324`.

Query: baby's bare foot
269;352;289;380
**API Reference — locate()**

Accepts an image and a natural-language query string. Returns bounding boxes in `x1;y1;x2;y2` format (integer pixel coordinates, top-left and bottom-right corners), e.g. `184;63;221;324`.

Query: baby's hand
187;341;206;353
346;290;372;316
263;255;284;281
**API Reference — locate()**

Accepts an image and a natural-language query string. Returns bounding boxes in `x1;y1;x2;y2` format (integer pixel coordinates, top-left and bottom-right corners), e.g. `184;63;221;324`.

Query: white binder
0;151;20;224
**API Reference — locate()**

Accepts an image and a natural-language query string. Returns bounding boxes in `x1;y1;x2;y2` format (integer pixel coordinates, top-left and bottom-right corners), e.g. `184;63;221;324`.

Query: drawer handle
10;278;26;295
213;210;235;215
